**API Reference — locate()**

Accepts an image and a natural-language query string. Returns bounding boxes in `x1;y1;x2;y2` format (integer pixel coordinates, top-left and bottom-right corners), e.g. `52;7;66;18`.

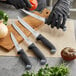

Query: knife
12;23;46;65
18;16;56;54
21;9;66;31
11;33;32;70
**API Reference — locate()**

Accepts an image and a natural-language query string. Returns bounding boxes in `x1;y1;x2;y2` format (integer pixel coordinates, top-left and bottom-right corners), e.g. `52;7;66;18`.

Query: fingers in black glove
56;15;62;29
50;13;56;28
57;8;67;29
56;10;62;29
60;13;67;30
47;12;55;29
23;0;32;8
45;0;70;31
14;0;25;9
45;12;53;25
5;0;32;10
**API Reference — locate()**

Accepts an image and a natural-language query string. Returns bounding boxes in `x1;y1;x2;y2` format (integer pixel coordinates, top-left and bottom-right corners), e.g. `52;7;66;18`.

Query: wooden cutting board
0;9;50;51
0;9;76;57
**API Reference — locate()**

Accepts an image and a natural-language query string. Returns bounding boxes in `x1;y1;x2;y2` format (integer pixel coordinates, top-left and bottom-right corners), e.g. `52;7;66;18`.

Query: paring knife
18;16;56;54
21;9;66;31
10;33;32;70
12;23;46;65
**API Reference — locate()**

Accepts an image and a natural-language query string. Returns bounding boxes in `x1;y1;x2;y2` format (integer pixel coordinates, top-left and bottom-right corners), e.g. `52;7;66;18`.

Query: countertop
0;3;76;76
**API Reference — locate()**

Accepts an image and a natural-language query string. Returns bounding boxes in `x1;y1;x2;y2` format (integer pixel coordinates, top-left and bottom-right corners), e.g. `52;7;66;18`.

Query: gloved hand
5;0;32;9
36;0;46;11
45;0;71;30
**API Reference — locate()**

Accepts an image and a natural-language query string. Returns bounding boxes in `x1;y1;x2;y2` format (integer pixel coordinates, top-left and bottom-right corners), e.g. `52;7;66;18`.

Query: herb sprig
22;64;70;76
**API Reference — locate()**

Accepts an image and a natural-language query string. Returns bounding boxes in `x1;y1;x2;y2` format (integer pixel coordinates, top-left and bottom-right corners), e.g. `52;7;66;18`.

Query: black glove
36;0;46;11
4;0;32;9
45;0;71;30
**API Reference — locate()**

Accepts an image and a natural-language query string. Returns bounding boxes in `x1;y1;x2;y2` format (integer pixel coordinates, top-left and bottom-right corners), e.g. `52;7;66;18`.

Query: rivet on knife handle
36;34;56;54
28;43;47;65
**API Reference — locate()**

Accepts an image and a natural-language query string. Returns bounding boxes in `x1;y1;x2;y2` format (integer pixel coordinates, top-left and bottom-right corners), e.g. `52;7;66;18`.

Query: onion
0;22;8;39
61;47;76;61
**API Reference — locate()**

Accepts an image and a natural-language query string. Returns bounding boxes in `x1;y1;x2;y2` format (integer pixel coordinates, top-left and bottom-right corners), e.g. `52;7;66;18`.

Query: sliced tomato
29;0;38;11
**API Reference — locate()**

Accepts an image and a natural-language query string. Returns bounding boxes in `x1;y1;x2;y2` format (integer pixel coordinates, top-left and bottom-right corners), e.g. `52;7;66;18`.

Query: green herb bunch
0;10;8;25
22;64;69;76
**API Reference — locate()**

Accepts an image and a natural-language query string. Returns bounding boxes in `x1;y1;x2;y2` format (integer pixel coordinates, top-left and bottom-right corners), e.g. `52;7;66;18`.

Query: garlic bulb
0;23;8;39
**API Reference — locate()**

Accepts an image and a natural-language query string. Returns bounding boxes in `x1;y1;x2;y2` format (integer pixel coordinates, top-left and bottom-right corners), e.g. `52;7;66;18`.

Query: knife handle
28;43;46;65
18;49;32;70
36;34;56;54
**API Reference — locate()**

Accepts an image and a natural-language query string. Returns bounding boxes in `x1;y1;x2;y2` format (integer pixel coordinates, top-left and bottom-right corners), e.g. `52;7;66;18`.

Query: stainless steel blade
11;33;21;51
21;9;45;22
12;23;32;46
18;16;40;38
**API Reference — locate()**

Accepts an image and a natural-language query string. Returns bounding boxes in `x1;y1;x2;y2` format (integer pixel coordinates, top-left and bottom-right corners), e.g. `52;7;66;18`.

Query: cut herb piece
22;64;70;76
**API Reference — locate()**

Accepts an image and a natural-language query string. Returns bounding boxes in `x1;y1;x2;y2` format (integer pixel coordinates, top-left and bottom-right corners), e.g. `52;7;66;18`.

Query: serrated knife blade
12;23;32;46
21;9;45;22
11;33;21;51
18;16;40;38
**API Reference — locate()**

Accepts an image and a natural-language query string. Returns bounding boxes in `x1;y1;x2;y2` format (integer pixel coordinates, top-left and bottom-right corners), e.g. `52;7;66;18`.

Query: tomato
29;0;38;11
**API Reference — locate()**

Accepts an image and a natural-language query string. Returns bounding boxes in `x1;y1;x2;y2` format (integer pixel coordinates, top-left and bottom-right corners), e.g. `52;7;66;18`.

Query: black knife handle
28;43;46;65
36;34;56;54
18;49;32;70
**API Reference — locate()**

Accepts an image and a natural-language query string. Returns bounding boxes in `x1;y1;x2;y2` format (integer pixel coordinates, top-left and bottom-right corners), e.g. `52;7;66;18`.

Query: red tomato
29;0;38;11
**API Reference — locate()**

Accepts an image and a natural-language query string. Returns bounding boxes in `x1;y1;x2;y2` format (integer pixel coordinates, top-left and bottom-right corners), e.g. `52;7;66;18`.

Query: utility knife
11;33;32;70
